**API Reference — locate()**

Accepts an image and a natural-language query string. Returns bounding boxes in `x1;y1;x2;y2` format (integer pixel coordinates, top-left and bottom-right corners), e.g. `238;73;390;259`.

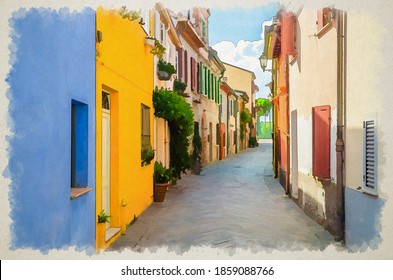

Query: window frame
141;104;151;164
70;99;92;199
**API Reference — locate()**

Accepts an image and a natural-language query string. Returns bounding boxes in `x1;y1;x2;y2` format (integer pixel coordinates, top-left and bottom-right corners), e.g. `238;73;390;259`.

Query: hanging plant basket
157;60;176;81
173;79;187;95
157;70;171;81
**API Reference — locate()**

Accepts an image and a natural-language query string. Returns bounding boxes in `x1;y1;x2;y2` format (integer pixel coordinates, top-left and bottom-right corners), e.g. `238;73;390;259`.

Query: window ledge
316;21;333;39
70;187;93;200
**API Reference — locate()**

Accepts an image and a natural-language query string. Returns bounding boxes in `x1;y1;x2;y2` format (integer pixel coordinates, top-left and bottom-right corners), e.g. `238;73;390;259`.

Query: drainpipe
335;9;346;242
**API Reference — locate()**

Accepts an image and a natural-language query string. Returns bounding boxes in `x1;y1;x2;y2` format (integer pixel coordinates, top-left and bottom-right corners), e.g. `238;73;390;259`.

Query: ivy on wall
153;87;194;179
240;109;252;141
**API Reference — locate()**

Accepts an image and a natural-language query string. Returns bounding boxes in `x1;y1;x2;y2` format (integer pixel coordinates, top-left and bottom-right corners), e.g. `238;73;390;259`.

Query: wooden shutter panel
191;58;195;91
363;120;377;195
178;49;183;81
197;63;200;93
184;50;188;85
312;105;330;178
317;10;324;32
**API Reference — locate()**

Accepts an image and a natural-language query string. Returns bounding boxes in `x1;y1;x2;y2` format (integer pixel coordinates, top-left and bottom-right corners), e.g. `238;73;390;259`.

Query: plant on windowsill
97;210;110;249
141;144;155;166
154;161;173;202
173;79;187;96
157;60;176;81
151;39;166;60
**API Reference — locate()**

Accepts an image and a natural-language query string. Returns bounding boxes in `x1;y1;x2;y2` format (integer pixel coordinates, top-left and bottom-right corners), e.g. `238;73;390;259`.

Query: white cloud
212;19;274;99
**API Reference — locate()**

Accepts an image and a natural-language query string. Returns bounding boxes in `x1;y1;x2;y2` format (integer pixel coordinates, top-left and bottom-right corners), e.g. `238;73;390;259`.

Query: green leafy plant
154;161;173;184
240;110;252;141
98;210;110;223
118;7;142;22
157;60;176;75
141;144;155;166
192;133;202;156
173;79;187;94
153;87;194;178
150;40;166;60
248;136;259;148
256;98;273;118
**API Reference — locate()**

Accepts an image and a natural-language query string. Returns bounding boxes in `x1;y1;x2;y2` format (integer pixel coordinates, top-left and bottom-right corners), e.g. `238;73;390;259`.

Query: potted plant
150;39;166;60
97;209;110;249
141;144;155;166
157;60;176;81
153;161;173;202
173;79;187;96
192;133;202;175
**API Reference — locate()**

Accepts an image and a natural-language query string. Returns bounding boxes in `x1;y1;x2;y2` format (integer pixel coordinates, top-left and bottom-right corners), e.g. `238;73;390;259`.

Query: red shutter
184;50;188;85
196;63;200;93
281;12;295;55
312;105;331;178
191;58;195;91
317;10;324;32
178;49;183;81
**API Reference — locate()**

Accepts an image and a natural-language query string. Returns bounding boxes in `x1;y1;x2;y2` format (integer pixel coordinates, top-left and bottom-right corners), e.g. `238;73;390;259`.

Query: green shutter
204;67;208;96
207;70;211;99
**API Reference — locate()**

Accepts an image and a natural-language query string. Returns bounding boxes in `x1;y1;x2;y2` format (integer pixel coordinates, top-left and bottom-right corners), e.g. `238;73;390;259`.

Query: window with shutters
316;8;333;38
312;105;331;179
363;119;378;195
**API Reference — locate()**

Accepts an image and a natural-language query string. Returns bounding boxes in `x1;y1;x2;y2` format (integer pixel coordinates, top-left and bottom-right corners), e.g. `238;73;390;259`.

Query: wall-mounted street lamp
259;54;272;72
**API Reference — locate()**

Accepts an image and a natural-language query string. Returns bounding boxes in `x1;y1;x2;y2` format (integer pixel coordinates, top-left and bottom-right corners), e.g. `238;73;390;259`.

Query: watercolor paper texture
0;0;392;259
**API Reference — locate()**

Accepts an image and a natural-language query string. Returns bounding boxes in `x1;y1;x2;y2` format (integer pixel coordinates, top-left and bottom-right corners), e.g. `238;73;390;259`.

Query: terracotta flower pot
154;182;170;202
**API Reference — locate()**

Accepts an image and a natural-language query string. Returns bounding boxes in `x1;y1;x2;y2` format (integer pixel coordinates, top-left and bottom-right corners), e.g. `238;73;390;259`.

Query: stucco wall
96;8;154;248
289;7;338;222
344;11;388;250
7;8;96;251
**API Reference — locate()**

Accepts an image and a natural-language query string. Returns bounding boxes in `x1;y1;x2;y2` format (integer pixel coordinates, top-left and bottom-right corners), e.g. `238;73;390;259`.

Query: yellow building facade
95;7;154;249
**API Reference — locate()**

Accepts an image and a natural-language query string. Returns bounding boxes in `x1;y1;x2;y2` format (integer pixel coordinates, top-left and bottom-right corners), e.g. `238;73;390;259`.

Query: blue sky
209;3;278;99
209;3;278;45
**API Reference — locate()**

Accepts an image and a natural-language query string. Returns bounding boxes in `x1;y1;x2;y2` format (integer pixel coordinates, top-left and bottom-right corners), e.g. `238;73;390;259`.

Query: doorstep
105;227;121;242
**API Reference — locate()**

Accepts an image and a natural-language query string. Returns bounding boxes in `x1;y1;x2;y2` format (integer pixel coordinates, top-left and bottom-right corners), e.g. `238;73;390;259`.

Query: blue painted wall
6;8;96;253
345;188;385;252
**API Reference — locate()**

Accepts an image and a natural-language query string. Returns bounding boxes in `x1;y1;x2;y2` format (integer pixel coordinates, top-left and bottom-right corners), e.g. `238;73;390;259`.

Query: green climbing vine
153;87;194;179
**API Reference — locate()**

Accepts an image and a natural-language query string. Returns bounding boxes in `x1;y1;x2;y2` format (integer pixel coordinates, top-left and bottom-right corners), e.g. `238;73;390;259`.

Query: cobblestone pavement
109;143;336;253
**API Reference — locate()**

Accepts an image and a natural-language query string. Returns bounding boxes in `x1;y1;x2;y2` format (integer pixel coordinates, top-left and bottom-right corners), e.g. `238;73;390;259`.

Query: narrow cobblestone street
110;143;336;253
